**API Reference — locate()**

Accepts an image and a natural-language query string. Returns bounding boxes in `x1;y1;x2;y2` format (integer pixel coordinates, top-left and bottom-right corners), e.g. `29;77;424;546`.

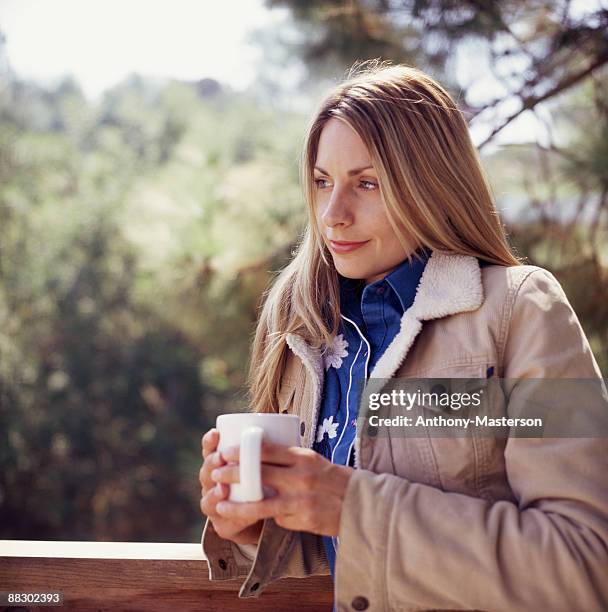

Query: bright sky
0;0;276;97
0;0;601;148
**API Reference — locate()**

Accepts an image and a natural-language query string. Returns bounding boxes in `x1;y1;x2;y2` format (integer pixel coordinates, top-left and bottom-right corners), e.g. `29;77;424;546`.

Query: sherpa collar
285;250;484;450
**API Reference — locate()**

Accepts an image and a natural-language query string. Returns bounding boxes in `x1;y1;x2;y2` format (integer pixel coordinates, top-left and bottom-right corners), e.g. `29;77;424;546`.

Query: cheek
314;205;325;235
366;207;396;242
369;213;406;257
383;225;404;250
313;197;326;225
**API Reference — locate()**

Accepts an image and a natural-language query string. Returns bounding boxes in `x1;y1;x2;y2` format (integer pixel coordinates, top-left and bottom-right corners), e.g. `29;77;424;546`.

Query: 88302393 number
1;591;63;606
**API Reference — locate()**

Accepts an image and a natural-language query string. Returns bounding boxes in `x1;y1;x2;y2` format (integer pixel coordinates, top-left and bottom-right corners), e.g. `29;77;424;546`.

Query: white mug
216;413;301;502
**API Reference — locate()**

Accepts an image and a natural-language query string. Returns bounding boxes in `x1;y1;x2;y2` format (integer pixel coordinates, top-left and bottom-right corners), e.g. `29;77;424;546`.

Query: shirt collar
381;247;430;312
338;275;365;323
338;247;431;318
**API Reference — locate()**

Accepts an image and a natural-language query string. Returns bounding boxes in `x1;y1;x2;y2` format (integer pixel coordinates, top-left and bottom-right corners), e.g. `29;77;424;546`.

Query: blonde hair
249;60;521;413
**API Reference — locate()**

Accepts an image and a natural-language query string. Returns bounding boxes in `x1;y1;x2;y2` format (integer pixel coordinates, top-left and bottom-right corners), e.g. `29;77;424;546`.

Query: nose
320;183;353;228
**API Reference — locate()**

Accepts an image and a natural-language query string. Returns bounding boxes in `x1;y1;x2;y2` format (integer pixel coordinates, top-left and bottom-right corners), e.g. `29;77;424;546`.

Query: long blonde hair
249;60;521;413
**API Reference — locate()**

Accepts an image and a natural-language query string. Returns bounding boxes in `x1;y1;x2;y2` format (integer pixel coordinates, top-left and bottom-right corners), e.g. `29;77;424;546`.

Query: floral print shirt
313;249;430;578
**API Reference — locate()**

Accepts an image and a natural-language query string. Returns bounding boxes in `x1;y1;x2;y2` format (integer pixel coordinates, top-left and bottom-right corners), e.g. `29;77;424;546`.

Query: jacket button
300;421;305;436
351;596;369;610
430;383;449;411
431;383;447;395
251;582;260;592
218;558;227;570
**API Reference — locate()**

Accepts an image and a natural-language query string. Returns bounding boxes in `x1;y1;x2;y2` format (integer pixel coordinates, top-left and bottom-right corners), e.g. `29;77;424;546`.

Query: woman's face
313;118;411;285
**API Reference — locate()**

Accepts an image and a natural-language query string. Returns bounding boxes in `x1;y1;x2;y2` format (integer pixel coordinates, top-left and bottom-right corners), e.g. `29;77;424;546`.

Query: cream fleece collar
285;251;484;454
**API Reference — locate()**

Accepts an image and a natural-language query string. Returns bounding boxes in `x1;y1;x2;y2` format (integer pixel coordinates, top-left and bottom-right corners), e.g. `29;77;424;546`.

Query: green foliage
0;73;307;541
481;74;608;373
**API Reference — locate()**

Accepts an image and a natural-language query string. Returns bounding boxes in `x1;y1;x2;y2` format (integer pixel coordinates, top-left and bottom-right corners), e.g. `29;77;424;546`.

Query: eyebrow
314;165;374;177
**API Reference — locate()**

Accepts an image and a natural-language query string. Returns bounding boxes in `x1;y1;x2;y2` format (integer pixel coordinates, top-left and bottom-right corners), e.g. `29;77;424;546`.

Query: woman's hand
210;441;354;537
199;428;264;545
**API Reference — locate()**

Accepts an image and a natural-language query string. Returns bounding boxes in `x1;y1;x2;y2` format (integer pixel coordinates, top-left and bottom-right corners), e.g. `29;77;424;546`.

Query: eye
314;178;331;189
360;179;378;191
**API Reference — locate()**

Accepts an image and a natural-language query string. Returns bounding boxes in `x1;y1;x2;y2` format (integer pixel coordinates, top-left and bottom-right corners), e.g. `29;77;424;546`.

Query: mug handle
239;426;264;502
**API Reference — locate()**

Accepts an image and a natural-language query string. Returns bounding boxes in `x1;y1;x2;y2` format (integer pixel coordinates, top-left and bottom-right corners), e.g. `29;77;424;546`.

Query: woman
198;61;608;611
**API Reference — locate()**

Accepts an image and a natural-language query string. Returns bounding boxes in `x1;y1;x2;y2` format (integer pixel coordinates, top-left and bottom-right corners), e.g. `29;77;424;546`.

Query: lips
328;239;370;254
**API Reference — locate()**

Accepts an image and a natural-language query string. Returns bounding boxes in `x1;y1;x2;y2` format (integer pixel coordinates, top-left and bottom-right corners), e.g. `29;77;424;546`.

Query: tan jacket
202;251;608;611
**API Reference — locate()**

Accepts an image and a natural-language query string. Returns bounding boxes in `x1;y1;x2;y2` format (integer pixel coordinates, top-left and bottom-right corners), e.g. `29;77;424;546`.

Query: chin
339;272;365;281
334;264;368;281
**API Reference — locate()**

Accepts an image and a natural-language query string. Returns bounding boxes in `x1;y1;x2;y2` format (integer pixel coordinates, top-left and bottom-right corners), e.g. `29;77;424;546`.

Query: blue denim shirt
312;249;430;578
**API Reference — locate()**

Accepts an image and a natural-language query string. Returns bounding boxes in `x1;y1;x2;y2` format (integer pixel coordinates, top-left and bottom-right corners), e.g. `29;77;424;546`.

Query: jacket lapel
368;251;484;380
285;332;324;449
285;251;484;451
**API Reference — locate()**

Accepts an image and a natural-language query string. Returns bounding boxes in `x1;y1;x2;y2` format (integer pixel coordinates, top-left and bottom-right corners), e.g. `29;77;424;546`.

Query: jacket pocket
426;362;511;501
386;361;511;501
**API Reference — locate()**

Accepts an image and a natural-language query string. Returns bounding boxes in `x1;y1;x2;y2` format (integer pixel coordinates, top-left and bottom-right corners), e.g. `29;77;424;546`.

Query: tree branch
477;50;608;149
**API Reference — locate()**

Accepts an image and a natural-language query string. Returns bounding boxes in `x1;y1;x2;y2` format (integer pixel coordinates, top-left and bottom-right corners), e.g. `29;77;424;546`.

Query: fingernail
224;446;237;460
211;469;219;481
216;502;226;514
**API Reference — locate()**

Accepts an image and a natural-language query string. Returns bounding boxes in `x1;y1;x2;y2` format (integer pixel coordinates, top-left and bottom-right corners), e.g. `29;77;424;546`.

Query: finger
211;464;240;485
260;464;303;491
200;483;229;517
219;444;240;463
200;485;219;517
222;440;303;466
261;441;313;465
212;516;264;544
202;428;219;459
200;451;226;491
210;482;229;501
215;495;295;522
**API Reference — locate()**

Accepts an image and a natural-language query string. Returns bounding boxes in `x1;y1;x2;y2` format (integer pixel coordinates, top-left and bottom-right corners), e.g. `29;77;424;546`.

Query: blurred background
0;0;606;543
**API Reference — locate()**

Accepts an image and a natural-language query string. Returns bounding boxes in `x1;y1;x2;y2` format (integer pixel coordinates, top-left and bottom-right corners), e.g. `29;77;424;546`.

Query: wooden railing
0;541;334;611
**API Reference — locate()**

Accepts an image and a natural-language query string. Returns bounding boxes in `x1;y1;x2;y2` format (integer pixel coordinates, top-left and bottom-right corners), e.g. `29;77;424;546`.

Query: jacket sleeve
334;268;608;611
202;517;254;580
202;514;330;597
